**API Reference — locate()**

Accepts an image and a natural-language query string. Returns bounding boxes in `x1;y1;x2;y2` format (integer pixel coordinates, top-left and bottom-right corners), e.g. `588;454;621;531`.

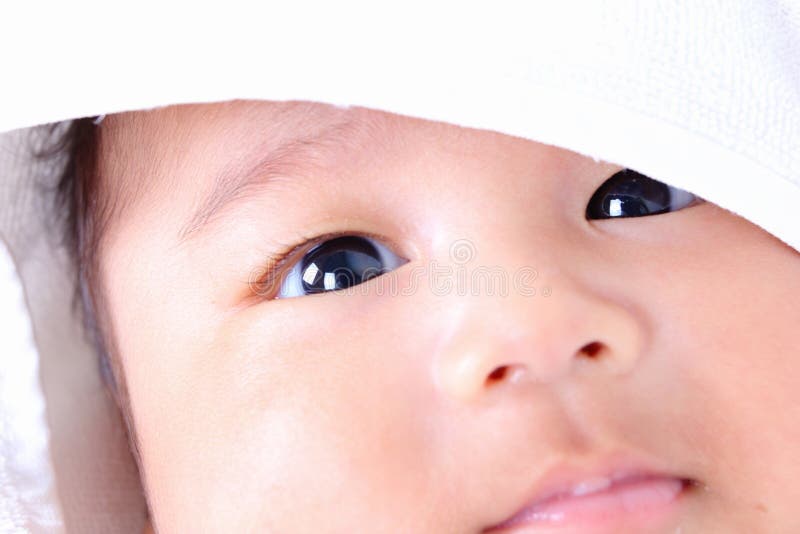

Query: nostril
580;341;604;358
485;364;527;386
487;366;508;382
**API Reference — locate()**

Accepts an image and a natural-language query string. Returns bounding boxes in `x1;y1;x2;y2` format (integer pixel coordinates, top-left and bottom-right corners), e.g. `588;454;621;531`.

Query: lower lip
487;476;689;533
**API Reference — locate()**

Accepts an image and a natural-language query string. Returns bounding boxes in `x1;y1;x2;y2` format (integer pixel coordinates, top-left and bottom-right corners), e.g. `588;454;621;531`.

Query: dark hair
39;117;146;471
41;118;115;382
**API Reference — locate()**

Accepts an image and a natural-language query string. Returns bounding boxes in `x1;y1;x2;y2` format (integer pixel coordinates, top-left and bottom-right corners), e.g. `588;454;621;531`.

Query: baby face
96;100;800;533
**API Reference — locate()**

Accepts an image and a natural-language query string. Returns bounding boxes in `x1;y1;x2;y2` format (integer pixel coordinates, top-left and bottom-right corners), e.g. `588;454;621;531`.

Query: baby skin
90;101;800;533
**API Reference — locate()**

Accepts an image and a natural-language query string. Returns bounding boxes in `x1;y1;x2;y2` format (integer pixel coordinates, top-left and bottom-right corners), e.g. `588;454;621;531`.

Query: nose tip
433;286;646;403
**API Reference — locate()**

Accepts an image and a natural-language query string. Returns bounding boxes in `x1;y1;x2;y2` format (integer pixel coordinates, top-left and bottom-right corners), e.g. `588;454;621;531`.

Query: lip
483;453;693;533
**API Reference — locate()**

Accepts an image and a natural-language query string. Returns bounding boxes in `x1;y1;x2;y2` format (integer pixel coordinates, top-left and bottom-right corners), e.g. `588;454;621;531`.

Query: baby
54;99;800;533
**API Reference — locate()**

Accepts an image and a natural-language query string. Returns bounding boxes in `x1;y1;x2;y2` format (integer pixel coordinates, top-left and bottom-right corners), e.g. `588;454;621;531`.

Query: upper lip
484;451;690;531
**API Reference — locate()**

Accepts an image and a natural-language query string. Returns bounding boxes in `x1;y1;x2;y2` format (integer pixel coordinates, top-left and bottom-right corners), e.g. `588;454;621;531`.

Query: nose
433;273;647;402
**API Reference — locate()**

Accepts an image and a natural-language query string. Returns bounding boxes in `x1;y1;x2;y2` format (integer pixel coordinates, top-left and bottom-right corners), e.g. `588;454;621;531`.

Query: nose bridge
430;241;647;403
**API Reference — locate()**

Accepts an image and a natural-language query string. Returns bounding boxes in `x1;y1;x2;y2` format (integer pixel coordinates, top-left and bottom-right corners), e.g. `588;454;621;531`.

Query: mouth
483;457;697;533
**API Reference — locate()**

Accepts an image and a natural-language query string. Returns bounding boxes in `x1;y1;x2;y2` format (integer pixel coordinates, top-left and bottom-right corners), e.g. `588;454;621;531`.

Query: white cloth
0;129;146;533
0;1;798;532
0;241;61;533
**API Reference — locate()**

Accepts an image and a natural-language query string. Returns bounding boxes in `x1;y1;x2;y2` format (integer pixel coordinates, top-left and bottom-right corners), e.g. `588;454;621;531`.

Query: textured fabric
0;1;798;531
0;240;62;533
0;130;146;533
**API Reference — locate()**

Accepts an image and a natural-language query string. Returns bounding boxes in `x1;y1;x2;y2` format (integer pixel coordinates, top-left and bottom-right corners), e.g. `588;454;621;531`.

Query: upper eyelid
262;169;687;272
598;168;698;195
261;168;660;284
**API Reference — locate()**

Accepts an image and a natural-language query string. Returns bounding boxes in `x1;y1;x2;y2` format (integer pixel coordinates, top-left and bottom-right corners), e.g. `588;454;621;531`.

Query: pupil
300;236;384;294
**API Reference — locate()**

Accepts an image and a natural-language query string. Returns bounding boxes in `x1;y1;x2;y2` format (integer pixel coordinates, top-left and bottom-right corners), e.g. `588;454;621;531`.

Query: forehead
95;100;541;249
96;101;388;241
99;100;382;199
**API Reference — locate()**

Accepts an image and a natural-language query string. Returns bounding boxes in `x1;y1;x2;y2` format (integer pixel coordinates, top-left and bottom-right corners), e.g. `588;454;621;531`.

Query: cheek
137;266;444;531
654;207;800;508
587;201;800;522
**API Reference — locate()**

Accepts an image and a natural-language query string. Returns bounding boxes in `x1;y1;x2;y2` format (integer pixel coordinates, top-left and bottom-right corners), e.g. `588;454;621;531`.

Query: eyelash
251;230;401;299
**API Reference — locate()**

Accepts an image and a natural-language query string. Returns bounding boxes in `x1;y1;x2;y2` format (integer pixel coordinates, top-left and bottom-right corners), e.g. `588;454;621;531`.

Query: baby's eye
276;235;407;298
585;169;702;220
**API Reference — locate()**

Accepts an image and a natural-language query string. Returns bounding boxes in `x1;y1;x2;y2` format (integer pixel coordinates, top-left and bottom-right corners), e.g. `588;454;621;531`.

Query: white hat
1;2;798;532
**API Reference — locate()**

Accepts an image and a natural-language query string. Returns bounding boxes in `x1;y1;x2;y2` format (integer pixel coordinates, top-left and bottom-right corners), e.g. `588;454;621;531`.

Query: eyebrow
178;117;360;242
